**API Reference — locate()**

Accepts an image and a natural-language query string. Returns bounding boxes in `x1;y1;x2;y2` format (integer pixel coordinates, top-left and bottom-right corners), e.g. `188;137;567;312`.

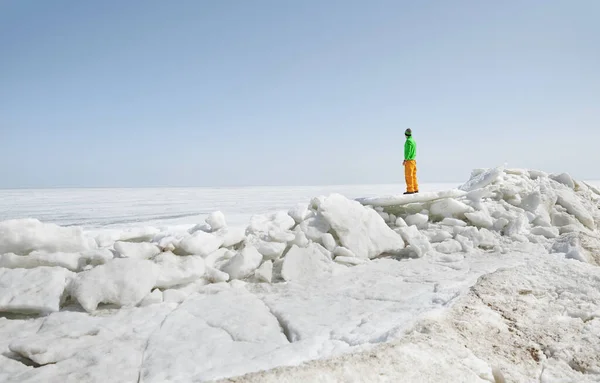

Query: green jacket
404;136;416;160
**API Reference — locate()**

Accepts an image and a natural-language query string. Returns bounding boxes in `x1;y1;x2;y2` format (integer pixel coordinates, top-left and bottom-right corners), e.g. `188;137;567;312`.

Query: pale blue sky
1;0;598;188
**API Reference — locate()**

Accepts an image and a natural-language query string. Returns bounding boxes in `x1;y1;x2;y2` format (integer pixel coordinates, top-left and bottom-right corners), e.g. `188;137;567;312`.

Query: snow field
0;167;599;381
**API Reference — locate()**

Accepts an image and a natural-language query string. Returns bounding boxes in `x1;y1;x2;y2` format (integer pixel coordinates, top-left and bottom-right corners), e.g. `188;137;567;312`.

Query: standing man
403;128;419;194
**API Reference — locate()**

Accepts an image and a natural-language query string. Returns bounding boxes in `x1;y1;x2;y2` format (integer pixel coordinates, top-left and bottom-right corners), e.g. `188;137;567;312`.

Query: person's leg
405;162;413;193
412;161;419;192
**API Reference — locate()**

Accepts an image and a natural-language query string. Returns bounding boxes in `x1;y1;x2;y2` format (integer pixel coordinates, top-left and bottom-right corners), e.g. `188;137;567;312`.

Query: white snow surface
1;171;600;382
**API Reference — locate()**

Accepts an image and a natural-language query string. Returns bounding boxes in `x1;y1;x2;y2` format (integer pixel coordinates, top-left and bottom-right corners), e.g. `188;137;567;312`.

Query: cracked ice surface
1;251;538;382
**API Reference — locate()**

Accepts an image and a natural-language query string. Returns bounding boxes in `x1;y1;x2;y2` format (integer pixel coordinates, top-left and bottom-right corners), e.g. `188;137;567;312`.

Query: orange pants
404;160;418;193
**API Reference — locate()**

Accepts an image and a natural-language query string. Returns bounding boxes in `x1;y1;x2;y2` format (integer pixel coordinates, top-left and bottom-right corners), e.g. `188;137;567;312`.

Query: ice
214;227;246;248
459;167;504;192
7;305;175;383
319;194;404;259
139;288;289;382
555;190;595;230
427;230;453;243
114;241;160;259
238;257;600;383
255;260;273;283
177;230;224;256
2;168;600;381
551;232;600;265
440;217;467;227
153;252;206;288
356;189;467;207
206;266;230;283
247;211;296;235
429;198;472;218
334;256;367;266
0;249;113;272
405;213;429;229
464;211;494;229
0;267;74;314
288;203;313;223
290;230;310;247
252;239;287;260
68;258;159;312
321;233;337;251
0;219;93;255
333;246;357;258
221;246;264;280
550;172;575;189
139;289;164;306
395;217;408;227
281;244;336;282
268;230;296;243
398;226;432;257
530;226;559;239
206;211;227;231
205;248;235;268
435;239;463;254
297;215;331;242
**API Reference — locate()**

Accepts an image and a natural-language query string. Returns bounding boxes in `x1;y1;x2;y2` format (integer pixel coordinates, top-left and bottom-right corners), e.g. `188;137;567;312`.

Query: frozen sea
0;183;457;229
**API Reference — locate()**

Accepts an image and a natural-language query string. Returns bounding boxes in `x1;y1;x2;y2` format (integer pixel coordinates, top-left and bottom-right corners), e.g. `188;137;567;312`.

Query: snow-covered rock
177;231;224;256
0;219;93;255
281;244;335;283
206;211;227;231
114;241;160;259
319;194;404;259
68;258;159;312
220;246;264;280
0;267;74;314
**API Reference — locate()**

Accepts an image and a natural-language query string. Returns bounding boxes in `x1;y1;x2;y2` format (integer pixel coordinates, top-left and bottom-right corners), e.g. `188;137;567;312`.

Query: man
403;128;419;194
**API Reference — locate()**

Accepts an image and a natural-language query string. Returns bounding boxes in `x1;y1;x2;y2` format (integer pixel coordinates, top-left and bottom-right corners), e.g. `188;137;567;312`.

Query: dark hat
405;128;412;136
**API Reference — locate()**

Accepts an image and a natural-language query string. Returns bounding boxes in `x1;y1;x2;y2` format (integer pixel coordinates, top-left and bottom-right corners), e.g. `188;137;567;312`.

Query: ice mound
359;166;600;264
